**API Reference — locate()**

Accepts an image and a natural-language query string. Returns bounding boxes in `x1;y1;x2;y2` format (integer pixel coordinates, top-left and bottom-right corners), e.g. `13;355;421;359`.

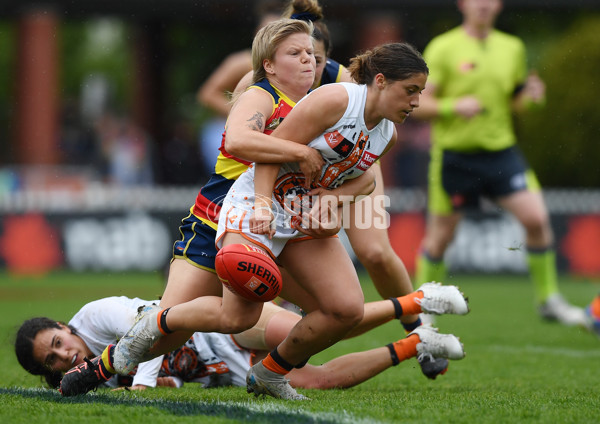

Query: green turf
1;270;599;423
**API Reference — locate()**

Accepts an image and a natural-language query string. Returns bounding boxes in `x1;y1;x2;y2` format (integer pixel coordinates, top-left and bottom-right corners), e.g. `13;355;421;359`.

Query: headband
290;12;319;22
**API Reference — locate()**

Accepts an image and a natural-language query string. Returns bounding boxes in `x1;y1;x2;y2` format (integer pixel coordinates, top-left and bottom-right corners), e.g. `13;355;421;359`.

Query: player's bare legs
246;237;364;400
286;324;465;390
158;232;268;337
496;189;552;248
346;165;415;321
149;259;224;354
346;164;459;379
420;212;463;260
415;211;463;290
276;237;365;364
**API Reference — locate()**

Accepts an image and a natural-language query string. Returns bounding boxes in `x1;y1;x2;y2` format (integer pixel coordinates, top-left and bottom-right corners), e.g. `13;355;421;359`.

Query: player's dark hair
283;0;324;21
313;21;332;56
348;43;429;85
15;317;77;388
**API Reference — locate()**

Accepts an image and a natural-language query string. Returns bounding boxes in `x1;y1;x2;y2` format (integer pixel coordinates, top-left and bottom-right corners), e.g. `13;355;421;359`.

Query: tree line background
0;2;598;187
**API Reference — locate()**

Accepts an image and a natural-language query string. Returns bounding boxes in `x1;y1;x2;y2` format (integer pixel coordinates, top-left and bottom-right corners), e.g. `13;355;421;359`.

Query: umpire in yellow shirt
412;0;587;327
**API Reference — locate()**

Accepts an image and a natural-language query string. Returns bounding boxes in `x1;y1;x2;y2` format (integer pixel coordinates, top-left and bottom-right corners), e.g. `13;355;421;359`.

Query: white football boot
246;361;308;400
409;324;465;361
113;304;163;374
417;282;469;315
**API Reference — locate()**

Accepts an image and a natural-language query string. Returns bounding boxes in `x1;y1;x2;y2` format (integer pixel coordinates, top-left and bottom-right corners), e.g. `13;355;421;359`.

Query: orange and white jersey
216;83;394;257
275;82;393;197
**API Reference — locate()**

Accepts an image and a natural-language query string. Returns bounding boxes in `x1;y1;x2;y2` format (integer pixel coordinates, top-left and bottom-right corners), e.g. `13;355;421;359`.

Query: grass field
1;270;599;423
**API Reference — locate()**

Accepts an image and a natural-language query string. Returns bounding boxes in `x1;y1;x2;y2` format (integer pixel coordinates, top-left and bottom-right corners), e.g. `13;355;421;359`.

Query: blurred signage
0;212;174;274
387;212;599;277
0;186;599;276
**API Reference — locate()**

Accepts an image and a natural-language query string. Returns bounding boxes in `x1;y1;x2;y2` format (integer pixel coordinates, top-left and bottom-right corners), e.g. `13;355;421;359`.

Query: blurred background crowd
0;0;599;275
1;0;598;189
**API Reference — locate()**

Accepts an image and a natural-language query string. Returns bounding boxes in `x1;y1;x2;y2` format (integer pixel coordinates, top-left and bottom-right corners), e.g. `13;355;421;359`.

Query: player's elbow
224;132;245;157
361;169;376;196
197;85;212;106
364;179;376;196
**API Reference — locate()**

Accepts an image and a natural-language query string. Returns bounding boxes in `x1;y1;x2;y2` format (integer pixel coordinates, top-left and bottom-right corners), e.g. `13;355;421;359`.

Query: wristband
438;98;456;118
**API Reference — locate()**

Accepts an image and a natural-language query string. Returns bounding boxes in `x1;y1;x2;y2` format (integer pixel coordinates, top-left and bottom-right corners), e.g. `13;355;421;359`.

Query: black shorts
441;146;529;209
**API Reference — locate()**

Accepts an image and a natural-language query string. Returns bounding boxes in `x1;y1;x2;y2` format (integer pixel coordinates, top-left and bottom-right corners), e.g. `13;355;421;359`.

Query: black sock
159;307;174;334
386;343;400;366
270;348;294;372
401;317;422;333
389;297;403;319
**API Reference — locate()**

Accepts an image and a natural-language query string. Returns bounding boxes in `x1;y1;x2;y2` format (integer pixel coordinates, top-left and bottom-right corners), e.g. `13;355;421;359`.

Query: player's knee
218;314;255;334
424;234;454;258
354;242;390;270
327;299;364;329
521;212;550;237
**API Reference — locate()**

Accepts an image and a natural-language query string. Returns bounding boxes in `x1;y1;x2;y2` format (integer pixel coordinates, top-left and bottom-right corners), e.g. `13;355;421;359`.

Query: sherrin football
215;243;282;302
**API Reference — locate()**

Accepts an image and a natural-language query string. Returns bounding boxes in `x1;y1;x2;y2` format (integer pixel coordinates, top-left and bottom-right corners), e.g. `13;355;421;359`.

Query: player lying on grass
16;283;467;394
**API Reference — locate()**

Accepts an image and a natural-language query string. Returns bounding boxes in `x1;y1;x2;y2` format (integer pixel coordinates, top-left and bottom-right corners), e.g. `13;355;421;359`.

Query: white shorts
216;173;305;258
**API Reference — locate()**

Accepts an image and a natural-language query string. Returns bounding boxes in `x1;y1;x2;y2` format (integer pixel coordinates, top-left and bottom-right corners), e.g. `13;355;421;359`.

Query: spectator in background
59;98;100;168
95;112;154;186
411;0;587;327
161;121;205;185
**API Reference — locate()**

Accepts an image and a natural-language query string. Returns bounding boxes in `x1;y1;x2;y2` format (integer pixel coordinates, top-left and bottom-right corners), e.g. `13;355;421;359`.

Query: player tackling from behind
181;42;464;400
58;22;471;400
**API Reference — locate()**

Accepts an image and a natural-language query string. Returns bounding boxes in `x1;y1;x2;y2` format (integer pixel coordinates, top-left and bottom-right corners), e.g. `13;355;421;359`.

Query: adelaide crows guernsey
192;79;298;229
319;58;345;86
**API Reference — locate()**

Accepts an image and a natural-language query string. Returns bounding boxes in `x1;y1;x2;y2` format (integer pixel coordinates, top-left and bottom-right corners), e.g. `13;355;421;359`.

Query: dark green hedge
517;16;600;188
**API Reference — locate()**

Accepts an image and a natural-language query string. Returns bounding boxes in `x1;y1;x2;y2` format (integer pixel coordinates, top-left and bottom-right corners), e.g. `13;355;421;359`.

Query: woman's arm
270;84;349;145
197;50;252;117
130;355;165;389
512;71;546;113
224;88;323;172
410;82;483;121
250;85;350;236
293;169;376;238
250;163;280;238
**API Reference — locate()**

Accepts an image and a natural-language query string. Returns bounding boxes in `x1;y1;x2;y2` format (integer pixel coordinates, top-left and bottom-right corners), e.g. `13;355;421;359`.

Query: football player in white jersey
17;291;466;392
